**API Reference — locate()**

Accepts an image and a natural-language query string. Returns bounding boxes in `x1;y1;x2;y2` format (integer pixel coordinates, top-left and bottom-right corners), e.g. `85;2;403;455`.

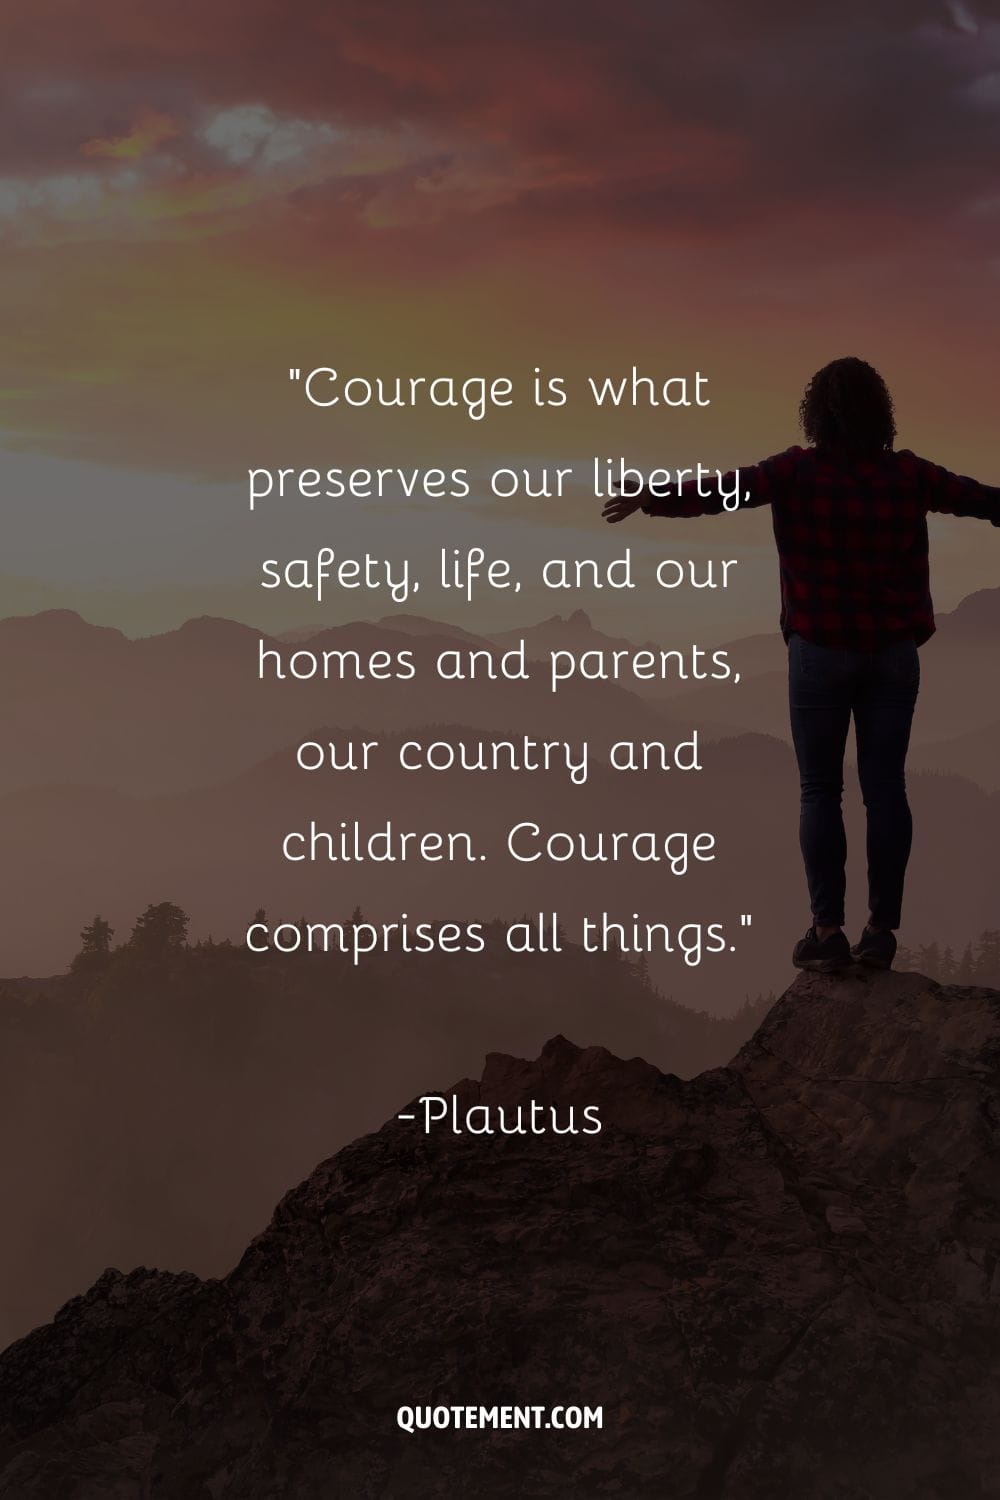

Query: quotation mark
730;914;752;952
289;368;301;381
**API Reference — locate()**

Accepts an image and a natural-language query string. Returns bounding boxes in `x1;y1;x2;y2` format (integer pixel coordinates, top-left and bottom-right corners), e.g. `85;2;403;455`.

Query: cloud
82;107;180;159
199;105;337;167
944;0;979;34
4;1;999;269
4;0;999;247
2;0;1000;488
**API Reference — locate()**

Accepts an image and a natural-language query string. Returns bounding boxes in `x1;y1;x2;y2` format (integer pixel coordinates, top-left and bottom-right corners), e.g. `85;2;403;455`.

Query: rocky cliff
1;967;998;1498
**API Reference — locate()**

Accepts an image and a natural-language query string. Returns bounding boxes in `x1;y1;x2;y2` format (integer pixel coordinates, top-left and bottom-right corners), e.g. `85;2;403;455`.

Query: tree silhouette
974;930;1000;987
896;930;1000;986
70;915;114;976
915;942;941;979
128;902;189;958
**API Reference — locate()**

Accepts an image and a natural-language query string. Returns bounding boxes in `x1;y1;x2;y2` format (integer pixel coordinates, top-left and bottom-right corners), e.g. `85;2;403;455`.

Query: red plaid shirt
640;445;1000;650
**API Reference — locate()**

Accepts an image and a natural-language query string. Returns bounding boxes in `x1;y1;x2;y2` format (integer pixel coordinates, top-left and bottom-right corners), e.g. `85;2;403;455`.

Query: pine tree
894;942;915;972
70;915;114;976
128;902;189;957
630;951;651;988
974;930;1000;987
915;942;941;980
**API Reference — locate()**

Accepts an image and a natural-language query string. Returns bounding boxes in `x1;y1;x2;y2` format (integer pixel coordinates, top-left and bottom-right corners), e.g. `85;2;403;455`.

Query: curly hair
799;357;896;455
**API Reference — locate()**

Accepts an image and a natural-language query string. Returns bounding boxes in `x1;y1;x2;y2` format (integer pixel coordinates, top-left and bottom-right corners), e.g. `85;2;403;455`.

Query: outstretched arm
915;454;1000;523
602;448;797;524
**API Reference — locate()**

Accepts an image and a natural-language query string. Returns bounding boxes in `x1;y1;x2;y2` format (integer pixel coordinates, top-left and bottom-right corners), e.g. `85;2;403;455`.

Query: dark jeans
788;632;919;930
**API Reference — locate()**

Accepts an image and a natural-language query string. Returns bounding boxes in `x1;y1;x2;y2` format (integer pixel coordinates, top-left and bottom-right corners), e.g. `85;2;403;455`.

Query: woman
603;357;1000;972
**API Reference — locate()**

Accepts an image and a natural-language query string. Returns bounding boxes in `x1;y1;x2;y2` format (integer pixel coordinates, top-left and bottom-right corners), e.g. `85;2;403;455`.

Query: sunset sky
3;0;1000;638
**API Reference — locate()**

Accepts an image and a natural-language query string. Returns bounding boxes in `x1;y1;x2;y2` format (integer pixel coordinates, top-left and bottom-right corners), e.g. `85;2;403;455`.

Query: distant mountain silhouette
2;967;996;1498
0;609;129;653
488;607;645;657
8;589;999;799
934;586;1000;638
657;585;1000;748
376;613;489;643
133;614;262;656
910;718;1000;791
0;941;766;1350
0;610;667;800
1;721;997;990
4;589;1000;980
279;614;490;645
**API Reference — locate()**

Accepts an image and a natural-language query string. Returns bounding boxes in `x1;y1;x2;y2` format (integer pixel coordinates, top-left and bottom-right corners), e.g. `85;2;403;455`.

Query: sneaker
792;926;852;973
851;926;897;970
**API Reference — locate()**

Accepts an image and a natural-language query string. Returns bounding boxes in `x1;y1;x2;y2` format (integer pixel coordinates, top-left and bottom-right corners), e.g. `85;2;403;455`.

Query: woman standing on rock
603;357;1000;972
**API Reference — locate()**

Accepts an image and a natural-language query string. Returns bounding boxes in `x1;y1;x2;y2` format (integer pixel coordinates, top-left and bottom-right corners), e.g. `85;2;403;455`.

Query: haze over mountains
3;589;1000;991
2;966;998;1498
4;590;996;1363
0;942;767;1352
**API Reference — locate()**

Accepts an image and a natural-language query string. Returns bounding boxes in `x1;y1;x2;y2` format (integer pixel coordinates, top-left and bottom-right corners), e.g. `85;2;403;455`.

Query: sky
3;0;1000;639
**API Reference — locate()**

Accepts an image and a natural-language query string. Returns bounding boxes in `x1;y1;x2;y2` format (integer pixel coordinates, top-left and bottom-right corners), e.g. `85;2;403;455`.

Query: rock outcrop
1;967;998;1498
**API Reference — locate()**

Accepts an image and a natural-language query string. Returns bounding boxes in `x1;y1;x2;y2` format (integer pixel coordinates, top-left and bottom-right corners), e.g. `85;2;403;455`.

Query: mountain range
2;592;1000;985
